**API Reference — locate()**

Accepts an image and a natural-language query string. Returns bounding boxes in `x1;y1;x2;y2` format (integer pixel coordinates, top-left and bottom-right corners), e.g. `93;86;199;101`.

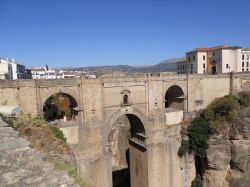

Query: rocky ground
0;118;79;187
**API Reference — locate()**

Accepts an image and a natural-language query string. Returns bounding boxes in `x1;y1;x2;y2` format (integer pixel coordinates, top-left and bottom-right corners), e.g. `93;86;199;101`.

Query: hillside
61;57;185;73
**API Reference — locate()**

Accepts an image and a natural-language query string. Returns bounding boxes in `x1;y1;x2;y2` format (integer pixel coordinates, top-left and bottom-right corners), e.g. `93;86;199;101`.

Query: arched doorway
43;93;78;123
165;85;185;110
212;65;217;74
109;114;147;187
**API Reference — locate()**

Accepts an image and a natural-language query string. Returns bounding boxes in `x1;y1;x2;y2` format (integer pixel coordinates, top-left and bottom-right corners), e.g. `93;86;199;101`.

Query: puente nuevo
1;72;250;187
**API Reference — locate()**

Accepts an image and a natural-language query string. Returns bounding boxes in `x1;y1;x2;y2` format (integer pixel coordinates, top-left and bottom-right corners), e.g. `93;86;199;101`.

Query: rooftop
241;48;250;51
187;45;241;53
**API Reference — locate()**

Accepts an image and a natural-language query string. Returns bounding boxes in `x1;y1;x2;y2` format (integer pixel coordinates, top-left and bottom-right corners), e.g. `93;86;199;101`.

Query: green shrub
238;91;250;107
191;174;203;187
188;117;213;158
178;140;189;157
32;114;46;127
178;117;214;158
203;95;238;122
49;125;66;142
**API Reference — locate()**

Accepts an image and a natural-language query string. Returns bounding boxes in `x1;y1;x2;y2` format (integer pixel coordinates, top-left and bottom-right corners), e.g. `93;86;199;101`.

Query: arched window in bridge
121;89;131;106
123;94;128;105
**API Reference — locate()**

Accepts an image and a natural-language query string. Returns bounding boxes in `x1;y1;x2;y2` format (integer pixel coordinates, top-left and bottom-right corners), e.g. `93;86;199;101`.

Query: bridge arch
105;107;148;187
164;85;185;110
43;92;78;122
105;107;149;136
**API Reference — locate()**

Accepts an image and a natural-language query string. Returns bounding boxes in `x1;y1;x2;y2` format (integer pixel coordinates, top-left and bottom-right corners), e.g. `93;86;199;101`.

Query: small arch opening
43;93;78;123
165;85;184;110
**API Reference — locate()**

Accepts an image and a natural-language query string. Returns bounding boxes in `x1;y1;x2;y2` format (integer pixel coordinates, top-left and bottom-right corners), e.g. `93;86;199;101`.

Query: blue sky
0;0;250;68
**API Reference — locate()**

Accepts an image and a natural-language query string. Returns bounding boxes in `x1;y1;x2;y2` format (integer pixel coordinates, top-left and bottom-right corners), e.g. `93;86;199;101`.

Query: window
226;64;229;69
242;68;245;72
183;65;185;70
123;95;128;105
203;55;205;60
242;62;244;67
203;63;205;69
213;52;215;56
247;55;249;60
178;65;179;70
191;71;193;74
242;55;245;60
191;64;193;69
247;62;249;67
193;56;195;61
189;57;191;62
247;68;249;72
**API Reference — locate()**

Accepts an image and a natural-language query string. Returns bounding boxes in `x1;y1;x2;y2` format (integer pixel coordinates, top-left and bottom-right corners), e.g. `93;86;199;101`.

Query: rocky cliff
203;107;250;187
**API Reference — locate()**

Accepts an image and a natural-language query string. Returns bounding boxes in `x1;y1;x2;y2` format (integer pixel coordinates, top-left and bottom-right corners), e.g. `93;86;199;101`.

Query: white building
180;45;249;75
30;66;57;79
30;66;80;79
176;59;187;74
0;58;29;80
0;59;13;79
241;48;250;72
186;49;208;74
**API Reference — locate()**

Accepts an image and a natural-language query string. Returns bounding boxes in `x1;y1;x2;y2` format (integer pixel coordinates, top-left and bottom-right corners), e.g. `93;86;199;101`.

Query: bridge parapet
0;79;36;88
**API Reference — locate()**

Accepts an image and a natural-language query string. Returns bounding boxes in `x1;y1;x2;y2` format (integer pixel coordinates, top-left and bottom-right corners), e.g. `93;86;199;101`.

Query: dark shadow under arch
165;85;184;110
109;113;146;187
43;92;78;121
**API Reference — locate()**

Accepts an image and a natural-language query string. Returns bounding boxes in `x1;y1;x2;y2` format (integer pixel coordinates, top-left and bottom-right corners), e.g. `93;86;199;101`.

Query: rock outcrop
203;108;250;187
0;118;79;187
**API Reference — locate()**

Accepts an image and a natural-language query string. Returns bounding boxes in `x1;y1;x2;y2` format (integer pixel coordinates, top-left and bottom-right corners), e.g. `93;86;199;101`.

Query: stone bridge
1;72;250;187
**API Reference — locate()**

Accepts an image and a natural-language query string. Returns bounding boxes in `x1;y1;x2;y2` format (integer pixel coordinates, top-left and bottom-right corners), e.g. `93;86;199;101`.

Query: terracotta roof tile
187;45;241;53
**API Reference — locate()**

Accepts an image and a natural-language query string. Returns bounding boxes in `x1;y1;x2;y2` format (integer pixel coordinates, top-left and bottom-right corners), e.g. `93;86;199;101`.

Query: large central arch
107;109;148;187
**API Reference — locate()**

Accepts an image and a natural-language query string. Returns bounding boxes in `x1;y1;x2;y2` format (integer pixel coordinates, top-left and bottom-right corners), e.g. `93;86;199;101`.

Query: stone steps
0;120;79;187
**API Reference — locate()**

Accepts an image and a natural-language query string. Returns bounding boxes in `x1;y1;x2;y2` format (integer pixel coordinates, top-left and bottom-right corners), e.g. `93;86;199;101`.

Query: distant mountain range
62;57;185;73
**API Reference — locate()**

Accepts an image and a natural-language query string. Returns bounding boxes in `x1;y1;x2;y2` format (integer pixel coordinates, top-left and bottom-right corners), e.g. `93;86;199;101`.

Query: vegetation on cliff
179;95;239;157
11;114;89;187
178;94;242;187
203;95;238;127
238;91;250;107
178;117;214;158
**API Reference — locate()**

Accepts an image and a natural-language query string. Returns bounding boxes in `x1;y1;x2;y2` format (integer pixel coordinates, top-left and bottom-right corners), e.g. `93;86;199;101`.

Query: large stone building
177;45;250;74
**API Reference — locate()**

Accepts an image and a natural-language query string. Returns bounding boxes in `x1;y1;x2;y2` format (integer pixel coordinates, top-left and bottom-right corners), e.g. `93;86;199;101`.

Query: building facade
179;45;249;75
241;48;250;72
30;66;83;79
0;59;13;79
0;58;30;80
176;59;187;74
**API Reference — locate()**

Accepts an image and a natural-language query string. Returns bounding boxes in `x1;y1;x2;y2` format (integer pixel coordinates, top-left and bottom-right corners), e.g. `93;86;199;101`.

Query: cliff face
203;107;250;187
